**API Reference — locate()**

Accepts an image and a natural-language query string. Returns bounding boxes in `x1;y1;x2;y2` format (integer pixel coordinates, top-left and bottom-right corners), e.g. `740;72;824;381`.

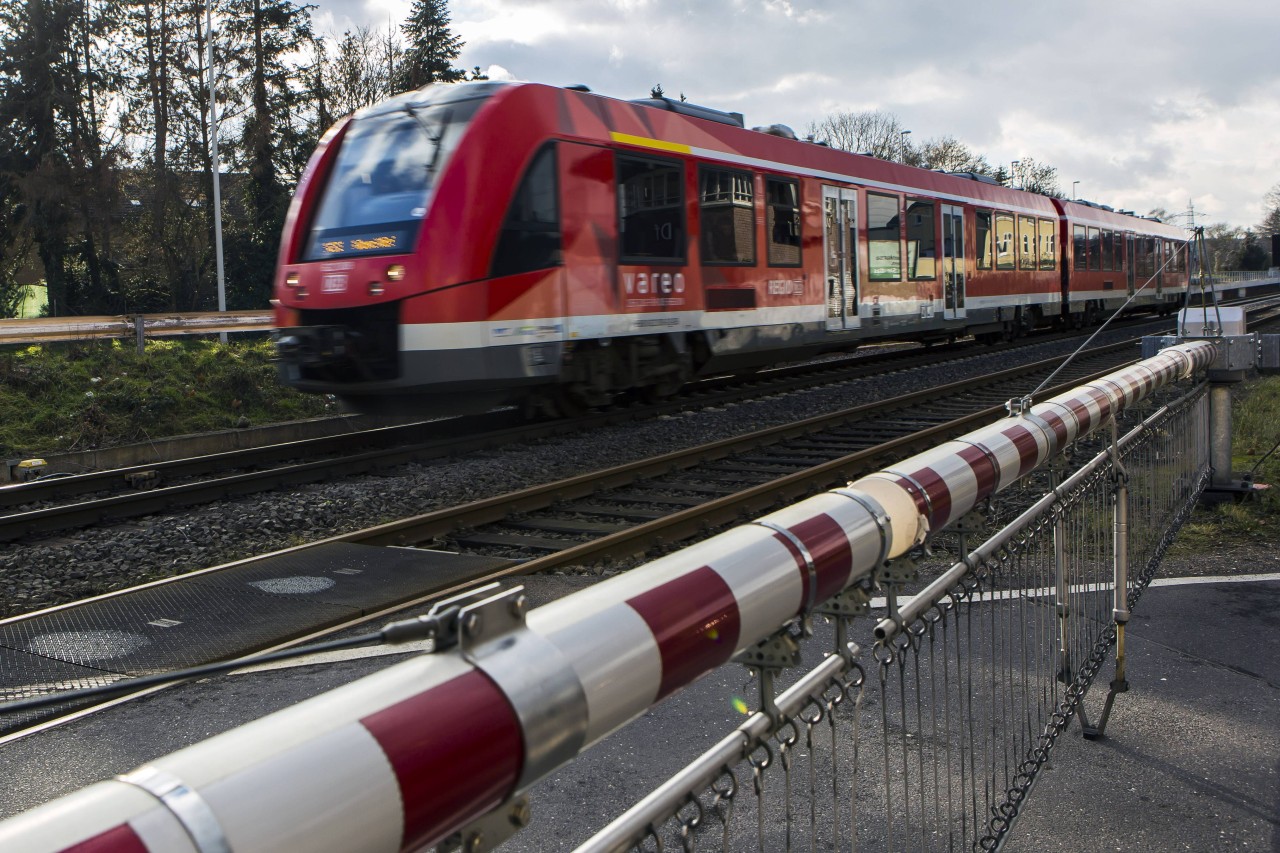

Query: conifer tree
397;0;464;92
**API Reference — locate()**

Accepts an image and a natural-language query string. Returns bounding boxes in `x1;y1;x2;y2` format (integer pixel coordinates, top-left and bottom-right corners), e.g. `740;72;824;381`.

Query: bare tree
325;26;395;120
1261;182;1280;237
1012;157;1061;197
806;109;913;162
1202;223;1242;273
916;135;990;174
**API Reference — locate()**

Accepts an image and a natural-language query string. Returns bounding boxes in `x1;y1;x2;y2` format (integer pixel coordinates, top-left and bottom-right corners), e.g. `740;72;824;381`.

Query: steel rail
0;339;1212;741
8;298;1276;540
0;340;1136;634
0;332;1118;540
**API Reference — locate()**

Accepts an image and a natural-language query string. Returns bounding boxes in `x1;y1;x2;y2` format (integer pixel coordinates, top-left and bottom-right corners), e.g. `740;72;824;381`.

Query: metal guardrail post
1048;455;1081;726
1209;383;1234;488
1083;420;1131;739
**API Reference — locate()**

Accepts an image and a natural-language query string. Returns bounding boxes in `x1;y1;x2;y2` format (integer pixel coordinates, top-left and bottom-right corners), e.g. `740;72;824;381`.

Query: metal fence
580;382;1210;852
0;310;272;347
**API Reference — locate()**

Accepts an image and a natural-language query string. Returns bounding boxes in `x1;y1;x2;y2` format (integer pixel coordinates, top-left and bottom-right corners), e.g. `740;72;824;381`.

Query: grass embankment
1170;374;1280;554
0;338;332;458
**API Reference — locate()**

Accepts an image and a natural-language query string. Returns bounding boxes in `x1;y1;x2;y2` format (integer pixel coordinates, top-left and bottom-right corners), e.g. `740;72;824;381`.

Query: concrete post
1209;383;1234;488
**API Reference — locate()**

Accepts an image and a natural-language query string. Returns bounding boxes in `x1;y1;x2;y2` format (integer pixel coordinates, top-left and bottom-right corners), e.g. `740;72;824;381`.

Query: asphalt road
0;572;1276;851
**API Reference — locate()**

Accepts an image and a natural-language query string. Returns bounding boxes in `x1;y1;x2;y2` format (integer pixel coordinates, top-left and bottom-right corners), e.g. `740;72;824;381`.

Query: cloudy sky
311;0;1279;230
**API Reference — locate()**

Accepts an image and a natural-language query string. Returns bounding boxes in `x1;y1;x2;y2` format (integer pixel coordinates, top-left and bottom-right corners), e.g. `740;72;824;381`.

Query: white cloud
319;0;1280;228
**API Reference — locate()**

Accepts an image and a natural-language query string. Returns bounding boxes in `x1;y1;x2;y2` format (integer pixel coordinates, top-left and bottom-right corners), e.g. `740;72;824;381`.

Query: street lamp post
1072;180;1080;200
1011;160;1021;189
206;0;227;342
898;129;911;163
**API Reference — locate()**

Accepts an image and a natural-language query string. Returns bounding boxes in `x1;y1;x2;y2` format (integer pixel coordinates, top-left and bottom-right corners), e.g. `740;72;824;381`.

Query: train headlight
368;281;386;296
285;272;300;288
294;286;308;299
385;264;406;282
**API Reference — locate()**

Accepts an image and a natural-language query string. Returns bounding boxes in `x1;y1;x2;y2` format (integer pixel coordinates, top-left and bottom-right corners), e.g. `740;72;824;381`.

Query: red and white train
272;80;1191;414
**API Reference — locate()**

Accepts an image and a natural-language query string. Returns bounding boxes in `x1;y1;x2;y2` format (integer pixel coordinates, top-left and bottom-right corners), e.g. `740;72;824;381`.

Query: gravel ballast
0;331;1158;618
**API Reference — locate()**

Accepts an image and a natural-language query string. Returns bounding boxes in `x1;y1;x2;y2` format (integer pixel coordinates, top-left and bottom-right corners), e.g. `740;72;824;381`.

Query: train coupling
275;325;355;366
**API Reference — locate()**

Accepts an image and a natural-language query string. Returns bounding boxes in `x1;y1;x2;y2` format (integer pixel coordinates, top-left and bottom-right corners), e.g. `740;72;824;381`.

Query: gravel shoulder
0;330;1188;618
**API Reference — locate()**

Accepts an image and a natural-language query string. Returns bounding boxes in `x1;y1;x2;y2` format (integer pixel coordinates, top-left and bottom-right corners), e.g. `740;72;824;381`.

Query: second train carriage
272;80;1189;414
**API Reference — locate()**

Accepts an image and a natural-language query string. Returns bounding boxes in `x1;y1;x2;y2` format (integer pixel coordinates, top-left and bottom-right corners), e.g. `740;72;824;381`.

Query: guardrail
1200;268;1280;284
0;311;273;348
0;340;1217;852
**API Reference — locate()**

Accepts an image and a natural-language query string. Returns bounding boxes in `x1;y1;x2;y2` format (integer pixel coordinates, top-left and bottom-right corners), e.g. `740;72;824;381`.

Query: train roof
1057;198;1187;238
399;80;1183;238
467;82;1059;218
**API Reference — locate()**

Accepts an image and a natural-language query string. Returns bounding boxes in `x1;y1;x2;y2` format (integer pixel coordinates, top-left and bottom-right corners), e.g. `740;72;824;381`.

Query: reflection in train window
907;199;936;280
976;211;993;270
995;213;1015;270
868;193;902;281
1018;216;1036;270
1087;227;1101;271
766;178;802;266
1038;218;1056;270
617;154;685;262
699;167;755;265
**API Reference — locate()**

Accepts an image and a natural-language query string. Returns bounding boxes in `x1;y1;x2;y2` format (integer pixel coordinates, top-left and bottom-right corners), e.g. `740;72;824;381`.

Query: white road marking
226;573;1278;673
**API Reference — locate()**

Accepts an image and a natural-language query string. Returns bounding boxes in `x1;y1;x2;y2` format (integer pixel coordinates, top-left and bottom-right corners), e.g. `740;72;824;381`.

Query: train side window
1073;225;1087;270
699;167;755;265
491;145;561;278
1113;232;1125;270
1018;215;1036;270
907;198;936;279
1087;227;1101;271
867;192;902;280
995;213;1015;270
1038;218;1055;270
765;178;802;266
1144;237;1156;276
617;154;685;263
976;211;993;270
1101;229;1114;270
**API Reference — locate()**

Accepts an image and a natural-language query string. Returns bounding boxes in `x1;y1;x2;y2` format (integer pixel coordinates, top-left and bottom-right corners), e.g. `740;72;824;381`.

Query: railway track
1;302;1267;542
0;335;1200;738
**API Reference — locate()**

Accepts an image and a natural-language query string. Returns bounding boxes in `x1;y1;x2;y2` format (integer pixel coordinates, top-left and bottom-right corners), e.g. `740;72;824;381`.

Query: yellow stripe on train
609;132;693;154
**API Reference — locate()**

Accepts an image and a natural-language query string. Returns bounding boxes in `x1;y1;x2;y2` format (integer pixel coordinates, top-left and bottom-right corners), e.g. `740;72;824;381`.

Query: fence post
1083;420;1130;739
134;315;145;355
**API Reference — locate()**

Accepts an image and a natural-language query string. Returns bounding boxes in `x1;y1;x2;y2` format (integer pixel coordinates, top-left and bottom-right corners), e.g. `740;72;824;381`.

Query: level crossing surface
1;570;1275;851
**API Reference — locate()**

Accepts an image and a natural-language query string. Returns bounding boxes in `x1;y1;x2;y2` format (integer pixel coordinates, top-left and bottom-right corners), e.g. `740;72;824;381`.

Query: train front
272;80;533;414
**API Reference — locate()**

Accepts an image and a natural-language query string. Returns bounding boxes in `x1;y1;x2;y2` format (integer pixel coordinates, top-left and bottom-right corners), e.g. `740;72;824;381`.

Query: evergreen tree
0;0;123;315
222;0;316;308
397;0;464;92
1238;230;1269;271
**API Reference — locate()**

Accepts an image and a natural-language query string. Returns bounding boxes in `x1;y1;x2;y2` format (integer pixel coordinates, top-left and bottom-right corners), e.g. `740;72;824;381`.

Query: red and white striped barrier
0;341;1214;853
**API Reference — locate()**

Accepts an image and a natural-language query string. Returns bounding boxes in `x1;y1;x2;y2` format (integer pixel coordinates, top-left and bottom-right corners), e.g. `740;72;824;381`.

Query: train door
1125;233;1136;296
1154;239;1164;295
822;186;860;330
941;204;966;319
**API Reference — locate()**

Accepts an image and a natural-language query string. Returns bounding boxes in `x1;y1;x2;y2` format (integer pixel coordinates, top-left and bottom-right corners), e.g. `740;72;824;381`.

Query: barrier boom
0;341;1215;853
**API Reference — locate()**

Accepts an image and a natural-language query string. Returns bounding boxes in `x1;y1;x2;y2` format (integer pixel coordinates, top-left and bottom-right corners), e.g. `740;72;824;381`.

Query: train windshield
303;95;485;261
